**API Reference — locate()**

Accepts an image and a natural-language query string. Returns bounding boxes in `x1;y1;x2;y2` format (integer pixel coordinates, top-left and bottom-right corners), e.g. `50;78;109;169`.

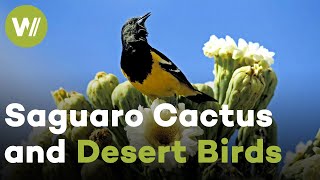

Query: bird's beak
137;12;151;25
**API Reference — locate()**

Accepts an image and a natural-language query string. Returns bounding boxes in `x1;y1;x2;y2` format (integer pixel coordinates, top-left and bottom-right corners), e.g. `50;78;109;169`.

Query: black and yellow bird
120;12;216;103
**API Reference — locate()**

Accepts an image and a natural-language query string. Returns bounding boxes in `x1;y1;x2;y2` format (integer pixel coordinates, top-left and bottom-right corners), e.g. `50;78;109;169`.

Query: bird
120;12;217;104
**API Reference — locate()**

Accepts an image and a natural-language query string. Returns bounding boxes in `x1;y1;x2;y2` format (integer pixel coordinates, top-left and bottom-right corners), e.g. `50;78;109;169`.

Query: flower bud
253;67;278;110
220;65;265;139
87;72;119;110
89;128;113;149
111;81;147;126
52;88;93;112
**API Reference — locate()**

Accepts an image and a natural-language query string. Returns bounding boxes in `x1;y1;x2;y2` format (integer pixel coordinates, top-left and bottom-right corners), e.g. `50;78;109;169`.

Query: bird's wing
150;47;195;90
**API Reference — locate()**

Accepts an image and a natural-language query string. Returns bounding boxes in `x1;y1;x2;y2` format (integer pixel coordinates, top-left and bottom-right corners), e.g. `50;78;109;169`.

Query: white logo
11;17;41;37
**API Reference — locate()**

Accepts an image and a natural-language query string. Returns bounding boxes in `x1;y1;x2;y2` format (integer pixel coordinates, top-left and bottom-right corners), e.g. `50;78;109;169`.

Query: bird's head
121;12;151;46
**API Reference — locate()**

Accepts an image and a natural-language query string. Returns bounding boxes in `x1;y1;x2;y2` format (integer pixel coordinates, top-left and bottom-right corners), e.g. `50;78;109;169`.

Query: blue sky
0;0;320;159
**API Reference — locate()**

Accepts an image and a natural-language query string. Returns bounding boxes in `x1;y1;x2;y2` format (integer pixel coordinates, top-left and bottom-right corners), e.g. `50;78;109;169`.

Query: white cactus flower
203;35;275;66
284;140;313;165
296;140;313;154
125;99;203;171
284;151;296;164
219;35;237;56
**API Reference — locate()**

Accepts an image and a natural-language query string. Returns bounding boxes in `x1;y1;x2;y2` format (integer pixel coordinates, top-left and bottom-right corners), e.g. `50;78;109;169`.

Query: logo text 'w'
12;17;41;37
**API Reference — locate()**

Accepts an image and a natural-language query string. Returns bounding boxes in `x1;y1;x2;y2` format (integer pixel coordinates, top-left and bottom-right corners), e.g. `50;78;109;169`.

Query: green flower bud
253;67;278;110
87;72;119;110
89;128;113;149
63;111;80;140
51;88;93;112
42;153;80;180
110;81;146;148
81;159;113;180
224;65;266;110
111;81;147;126
220;65;266;139
212;55;270;105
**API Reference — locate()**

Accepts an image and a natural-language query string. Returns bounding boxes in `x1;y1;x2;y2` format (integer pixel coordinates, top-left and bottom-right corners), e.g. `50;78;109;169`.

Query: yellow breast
131;60;179;97
125;51;197;98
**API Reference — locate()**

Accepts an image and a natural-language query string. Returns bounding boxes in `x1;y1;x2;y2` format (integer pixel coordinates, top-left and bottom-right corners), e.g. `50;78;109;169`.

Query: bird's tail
186;91;217;104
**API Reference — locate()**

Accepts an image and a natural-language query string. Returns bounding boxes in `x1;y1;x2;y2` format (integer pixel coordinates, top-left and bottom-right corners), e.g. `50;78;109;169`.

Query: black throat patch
121;42;153;83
